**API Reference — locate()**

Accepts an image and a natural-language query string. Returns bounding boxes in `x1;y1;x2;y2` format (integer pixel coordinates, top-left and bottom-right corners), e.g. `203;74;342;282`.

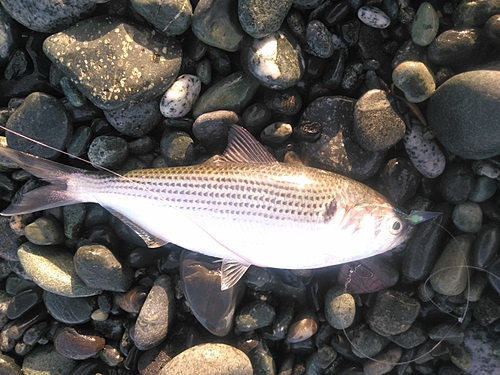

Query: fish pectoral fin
105;208;168;248
220;259;250;290
205;125;278;165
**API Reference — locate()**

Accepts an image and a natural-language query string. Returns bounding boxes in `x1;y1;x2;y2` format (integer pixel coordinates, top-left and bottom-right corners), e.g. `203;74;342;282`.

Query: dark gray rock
104;99;162;137
349;325;390;358
53;326;105;360
306;20;334;58
63;203;86;240
43;292;94;324
437;163;475;204
472;222;500;268
87;135;129;169
325;287;355;330
235;301;276;332
453;0;500;26
130;0;192;36
485;14;500;48
377;157;420;205
238;0;292;38
192;110;238;153
0;216;22;261
160;130;195;166
0;7;17;67
43;16;182;110
0;353;22;375
21;344;77;374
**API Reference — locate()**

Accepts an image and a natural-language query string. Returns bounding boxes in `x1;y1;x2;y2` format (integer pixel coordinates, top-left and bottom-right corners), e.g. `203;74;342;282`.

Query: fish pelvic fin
221;259;250;290
0;146;86;216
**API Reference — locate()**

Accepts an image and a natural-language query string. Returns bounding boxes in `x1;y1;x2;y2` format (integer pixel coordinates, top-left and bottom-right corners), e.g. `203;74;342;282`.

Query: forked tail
0;146;86;215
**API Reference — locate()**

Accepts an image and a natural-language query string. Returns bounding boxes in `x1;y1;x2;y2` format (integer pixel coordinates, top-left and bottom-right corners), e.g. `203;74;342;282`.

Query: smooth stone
488;257;500;296
192;110;238;152
337;257;399;294
468;176;497;202
430;235;475;296
262;299;294;341
205;46;231;76
6;287;42;319
377;157;420;205
132;275;175;350
264;88;302;115
104;99;162;137
260;122;292;144
453;0;500;26
241;30;305;90
427;70;500;160
452;201;483;234
403;124;446;179
325;287;355;330
467;272;489;302
0;0;95;33
238;0;292;38
192;72;259;118
305;345;337;373
43;292;94;324
451;345;472;371
0;216;21;261
100;345;123;367
191;0;245;52
411;2;439;46
60;76;86;107
23;216;65;246
306;20;334;58
437;164;475;204
54;326;105;360
158;343;252;375
160;74;201;119
6;92;72;159
63;203;86;240
87;135;129;169
353;89;405;151
473;292;500;325
427;28;492;67
0;7;17;67
366;290;421;336
180;252;244;337
323;1;350;27
196;58;211;85
0;353;22;375
160;130;195;166
43;16;182;110
363;347;402;375
130;0;192;36
389;321;427;349
349;325;390;358
357;6;390;29
128;136;155;156
299;96;386;180
66;125;92;157
485;14;500;48
392;61;435;103
235;301;276;332
472;222;500;268
429;323;465;345
74;243;133;292
286;310;318;343
18;242;101;297
22;345;76;375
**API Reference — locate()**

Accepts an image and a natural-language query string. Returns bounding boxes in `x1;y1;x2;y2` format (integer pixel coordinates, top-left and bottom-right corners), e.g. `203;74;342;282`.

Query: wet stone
18;242;101;298
160;130;195;166
377;157;420;205
54;326;105;360
60;76;86;108
324;287;355;330
87;135;129;169
468;176;497;203
100;344;123;367
286;310;318;343
363;347;402;375
6;92;72;159
366;290;421;336
353;89;405;152
158;343;253;375
66;125;92;157
43;292;94;324
260;122;293;144
22;344;76;375
337;257;399;294
452;201;483;234
6;287;42;320
132;275;175;350
429;323;465;345
63;203;86;240
437;164;475;204
262;299;294;341
0;217;21;261
241;30;305;90
305;345;337;374
389;321;427;349
23;215;64;246
74;243;134;293
411;2;439;46
235;301;276;332
104;99;162;137
349;325;390;358
238;0;292;38
472;222;500;269
306;20;334;58
160;74;201;119
192;110;237;153
43;16;182;110
357;6;390;29
0;353;22;374
264;88;302;116
129;0;192;36
485;14;500;48
392;61;435;103
0;7;17;67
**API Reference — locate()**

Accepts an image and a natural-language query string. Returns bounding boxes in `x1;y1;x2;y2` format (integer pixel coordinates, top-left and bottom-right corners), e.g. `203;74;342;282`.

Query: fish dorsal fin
220;259;250;290
207;125;278;165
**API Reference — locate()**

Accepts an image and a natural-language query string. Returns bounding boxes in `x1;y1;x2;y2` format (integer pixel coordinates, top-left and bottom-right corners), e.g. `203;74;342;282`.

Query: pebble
160;130;195;166
132;275;175;350
454;0;500;26
349;325;390;358
324;287;355;330
363;347;402;375
429;323;464;345
73;243;134;292
87;135;129;169
192;110;237;152
192;72;259;117
43;16;182;110
323;1;350;27
100;344;123;367
353;89;405;152
62;203;86;239
17;242;101;297
0;217;21;261
22;344;76;375
263;299;294;341
377;157;420;205
403;124;446;179
66;125;92;157
430;235;475;296
158;343;253;375
43;292;94;324
260;122;293;144
129;0;192;36
487;257;500;296
5;92;72;158
238;0;292;38
59;76;86;107
437;163;475;204
23;215;65;245
392;61;435;103
366;290;421;336
473;292;500;326
160;74;201;119
0;353;22;375
452;201;483;234
104;99;162;137
485;14;500;48
241;30;305;90
305;345;337;374
191;0;245;52
306;20;334;58
337;257;399;294
0;8;17;67
264;88;302;115
235;301;276;332
427;70;500;160
180;252;244;337
357;6;390;29
1;0;95;33
6;287;42;319
468;176;497;202
389;321;427;349
411;2;439;46
286;310;318;343
54;326;105;360
471;222;500;268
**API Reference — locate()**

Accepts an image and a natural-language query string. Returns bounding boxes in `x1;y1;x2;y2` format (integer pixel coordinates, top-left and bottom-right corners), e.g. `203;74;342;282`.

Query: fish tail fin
0;146;86;215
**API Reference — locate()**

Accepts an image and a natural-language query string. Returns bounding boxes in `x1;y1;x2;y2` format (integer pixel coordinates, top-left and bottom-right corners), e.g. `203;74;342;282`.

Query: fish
0;125;412;290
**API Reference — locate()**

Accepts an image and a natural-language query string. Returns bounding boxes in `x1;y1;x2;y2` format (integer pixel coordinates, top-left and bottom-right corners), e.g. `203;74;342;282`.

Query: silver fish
0;125;411;289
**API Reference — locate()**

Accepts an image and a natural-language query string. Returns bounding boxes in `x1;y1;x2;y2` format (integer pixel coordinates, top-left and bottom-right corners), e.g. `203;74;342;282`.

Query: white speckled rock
160;74;201;118
357;6;390;29
403;124;445;178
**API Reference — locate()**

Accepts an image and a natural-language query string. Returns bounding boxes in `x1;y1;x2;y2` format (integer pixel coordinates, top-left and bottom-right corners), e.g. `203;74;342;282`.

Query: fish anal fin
221;259;250;290
106;208;167;248
204;125;278;165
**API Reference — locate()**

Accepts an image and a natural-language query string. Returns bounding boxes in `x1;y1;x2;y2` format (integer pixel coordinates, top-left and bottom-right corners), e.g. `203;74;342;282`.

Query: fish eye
388;218;403;235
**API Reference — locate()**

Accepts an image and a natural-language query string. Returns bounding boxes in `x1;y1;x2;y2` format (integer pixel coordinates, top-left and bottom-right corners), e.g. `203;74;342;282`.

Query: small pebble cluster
0;0;500;374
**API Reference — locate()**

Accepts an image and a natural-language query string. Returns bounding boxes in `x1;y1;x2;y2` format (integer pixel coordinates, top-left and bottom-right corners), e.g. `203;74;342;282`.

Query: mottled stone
160;74;201;119
22;344;76;375
357;6;390;29
411;2;439;46
0;353;22;375
452;201;483;234
0;7;17;67
238;0;292;38
235;301;276;332
130;0;192;36
392;61;435;103
23;215;65;246
325;287;355;330
44;292;94;324
160;130;195;166
104;99;162;137
87;135;129;169
453;0;500;26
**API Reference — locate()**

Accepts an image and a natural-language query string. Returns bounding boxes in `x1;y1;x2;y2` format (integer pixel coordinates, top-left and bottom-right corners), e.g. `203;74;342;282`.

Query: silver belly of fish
0;126;410;289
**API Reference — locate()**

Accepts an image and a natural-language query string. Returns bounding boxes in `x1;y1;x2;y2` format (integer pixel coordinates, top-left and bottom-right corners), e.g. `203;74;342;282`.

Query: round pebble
160;74;201;119
22;344;76;375
392;61;436;103
452;201;483;234
130;0;192;36
468;176;497;202
325;288;355;330
104;99;162;137
43;292;94;324
260;122;293;144
54;326;105;360
485;14;500;48
235;301;276;332
192;110;237;152
160;130;195;166
286;310;318;343
437;163;475;204
87;135;129;169
357;6;390;29
238;0;292;38
24;215;65;245
411;2;439;46
306;20;334;58
471;222;500;268
377;157;420;205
